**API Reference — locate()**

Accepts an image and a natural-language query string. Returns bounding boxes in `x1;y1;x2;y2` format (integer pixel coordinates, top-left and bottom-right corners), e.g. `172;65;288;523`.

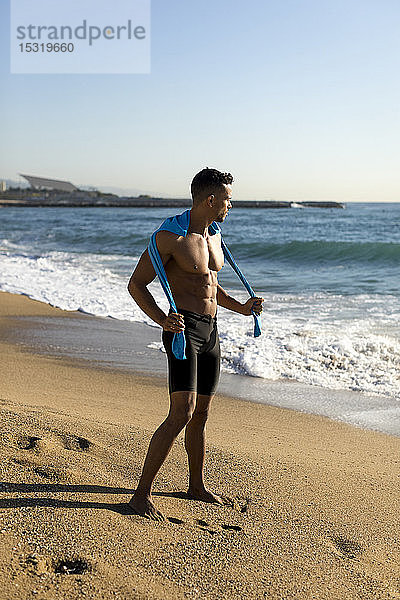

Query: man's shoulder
154;230;181;254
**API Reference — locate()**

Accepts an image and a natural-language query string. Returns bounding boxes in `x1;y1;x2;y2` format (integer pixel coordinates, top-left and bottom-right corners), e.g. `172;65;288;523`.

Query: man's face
211;184;233;222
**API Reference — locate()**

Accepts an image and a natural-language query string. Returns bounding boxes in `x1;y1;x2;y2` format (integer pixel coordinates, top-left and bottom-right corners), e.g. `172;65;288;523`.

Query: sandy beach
1;290;399;599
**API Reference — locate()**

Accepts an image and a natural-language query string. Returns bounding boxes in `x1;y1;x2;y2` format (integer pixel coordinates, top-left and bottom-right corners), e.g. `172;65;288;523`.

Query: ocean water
1;203;399;401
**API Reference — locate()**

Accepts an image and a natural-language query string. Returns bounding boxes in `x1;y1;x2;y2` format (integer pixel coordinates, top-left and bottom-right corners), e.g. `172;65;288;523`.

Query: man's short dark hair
191;168;233;202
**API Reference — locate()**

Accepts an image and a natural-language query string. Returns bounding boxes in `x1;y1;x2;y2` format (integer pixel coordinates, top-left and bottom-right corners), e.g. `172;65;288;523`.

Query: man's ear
207;194;215;207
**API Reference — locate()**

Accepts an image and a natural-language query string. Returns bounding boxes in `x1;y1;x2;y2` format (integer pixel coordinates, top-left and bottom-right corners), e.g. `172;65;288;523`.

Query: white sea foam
219;301;400;398
0;245;167;323
1;243;399;399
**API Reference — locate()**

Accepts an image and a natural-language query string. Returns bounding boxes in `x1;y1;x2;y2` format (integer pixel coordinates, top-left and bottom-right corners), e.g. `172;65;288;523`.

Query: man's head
191;168;233;222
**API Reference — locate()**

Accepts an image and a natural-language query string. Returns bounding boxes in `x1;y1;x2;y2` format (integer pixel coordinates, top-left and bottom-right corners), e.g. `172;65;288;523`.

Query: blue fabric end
252;311;262;337
172;331;186;360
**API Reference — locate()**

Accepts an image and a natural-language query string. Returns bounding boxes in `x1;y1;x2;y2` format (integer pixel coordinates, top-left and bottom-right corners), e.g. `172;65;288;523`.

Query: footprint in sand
17;436;42;451
222;524;242;532
219;495;250;514
17;433;92;453
54;558;90;575
25;554;89;578
196;519;217;534
24;554;51;575
196;519;242;534
329;535;364;559
167;517;184;525
32;466;63;480
62;435;92;452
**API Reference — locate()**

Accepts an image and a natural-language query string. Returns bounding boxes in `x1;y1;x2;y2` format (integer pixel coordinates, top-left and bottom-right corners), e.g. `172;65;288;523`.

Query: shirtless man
127;168;263;520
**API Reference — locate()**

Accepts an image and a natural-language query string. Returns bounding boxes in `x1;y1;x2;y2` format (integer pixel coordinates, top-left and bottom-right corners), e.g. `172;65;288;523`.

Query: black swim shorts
162;308;221;396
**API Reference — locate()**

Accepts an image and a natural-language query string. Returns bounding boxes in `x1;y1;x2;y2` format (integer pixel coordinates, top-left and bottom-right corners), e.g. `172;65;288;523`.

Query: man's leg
185;320;221;504
184;394;223;504
129;391;196;519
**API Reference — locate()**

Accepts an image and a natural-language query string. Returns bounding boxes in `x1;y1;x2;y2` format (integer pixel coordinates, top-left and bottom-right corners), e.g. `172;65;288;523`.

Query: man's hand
162;312;185;332
241;297;264;316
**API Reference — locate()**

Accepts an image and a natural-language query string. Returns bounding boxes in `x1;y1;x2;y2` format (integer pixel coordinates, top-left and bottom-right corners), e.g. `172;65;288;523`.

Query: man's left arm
217;283;263;316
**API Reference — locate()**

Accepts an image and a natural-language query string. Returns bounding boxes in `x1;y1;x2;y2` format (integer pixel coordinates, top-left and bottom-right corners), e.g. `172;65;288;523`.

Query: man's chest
174;233;224;274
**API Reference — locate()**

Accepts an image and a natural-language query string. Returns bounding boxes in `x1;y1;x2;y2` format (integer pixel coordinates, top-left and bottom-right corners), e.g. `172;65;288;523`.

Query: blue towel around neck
148;209;261;360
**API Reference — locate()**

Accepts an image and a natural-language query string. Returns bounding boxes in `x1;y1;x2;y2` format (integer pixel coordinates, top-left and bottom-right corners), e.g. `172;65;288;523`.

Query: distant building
20;174;78;192
0;181;6;192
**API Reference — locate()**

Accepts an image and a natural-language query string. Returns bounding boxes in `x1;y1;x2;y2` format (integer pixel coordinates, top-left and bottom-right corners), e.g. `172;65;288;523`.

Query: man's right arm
127;233;185;332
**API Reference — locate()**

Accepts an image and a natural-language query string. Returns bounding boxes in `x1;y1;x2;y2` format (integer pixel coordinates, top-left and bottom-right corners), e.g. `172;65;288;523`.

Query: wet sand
0;291;399;599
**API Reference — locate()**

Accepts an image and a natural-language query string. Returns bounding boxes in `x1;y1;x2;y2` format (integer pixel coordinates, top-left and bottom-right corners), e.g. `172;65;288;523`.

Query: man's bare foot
128;494;165;521
187;486;223;505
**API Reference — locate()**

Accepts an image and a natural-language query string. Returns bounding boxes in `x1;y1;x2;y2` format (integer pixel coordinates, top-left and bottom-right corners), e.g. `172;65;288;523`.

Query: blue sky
1;0;399;201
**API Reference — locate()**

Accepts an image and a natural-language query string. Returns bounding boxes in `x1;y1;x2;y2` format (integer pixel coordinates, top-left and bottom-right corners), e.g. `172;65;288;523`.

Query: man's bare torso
157;229;224;317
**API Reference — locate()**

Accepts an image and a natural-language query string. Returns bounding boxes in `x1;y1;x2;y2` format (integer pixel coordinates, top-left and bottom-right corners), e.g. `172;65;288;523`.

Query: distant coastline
0;189;345;209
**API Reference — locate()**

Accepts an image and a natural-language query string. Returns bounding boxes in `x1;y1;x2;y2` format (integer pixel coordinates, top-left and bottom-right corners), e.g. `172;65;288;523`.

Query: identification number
19;43;75;53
